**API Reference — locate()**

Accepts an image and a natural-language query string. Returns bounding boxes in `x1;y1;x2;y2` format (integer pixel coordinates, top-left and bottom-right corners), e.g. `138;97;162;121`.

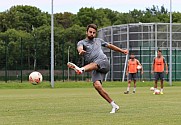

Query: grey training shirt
77;38;108;63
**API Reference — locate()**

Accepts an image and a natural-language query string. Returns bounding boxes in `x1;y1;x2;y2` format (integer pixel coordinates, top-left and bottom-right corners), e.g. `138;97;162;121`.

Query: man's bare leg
160;80;164;94
133;80;136;93
83;63;98;72
124;80;131;94
154;80;158;90
93;80;119;113
153;80;158;94
93;80;112;103
67;62;98;74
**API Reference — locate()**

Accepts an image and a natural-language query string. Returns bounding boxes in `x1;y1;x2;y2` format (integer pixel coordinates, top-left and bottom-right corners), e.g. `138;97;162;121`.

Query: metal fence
98;23;181;81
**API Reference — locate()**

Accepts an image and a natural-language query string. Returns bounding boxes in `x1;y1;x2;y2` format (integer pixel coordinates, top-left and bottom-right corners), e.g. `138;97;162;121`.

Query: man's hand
126;72;128;76
79;49;86;55
123;50;129;55
151;71;154;74
141;71;144;75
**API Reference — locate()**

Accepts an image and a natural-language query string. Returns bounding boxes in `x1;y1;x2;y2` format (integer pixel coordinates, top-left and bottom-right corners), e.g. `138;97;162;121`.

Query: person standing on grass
67;24;128;113
152;50;168;95
124;53;143;94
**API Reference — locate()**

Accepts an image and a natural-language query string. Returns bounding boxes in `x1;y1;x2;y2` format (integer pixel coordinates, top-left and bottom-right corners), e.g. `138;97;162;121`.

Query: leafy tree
0;40;5;69
160;5;168;14
1;5;50;32
54;12;74;28
0;29;32;69
141;11;160;23
0;12;7;32
143;5;169;23
173;12;181;23
98;8;119;25
94;8;111;27
77;7;97;27
129;9;144;23
60;24;86;66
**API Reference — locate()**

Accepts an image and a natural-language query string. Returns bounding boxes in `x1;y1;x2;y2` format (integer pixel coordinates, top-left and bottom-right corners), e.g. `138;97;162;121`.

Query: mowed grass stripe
0;81;181;89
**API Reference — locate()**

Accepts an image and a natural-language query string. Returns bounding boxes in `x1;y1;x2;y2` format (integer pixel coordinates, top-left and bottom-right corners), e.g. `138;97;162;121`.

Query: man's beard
87;35;94;40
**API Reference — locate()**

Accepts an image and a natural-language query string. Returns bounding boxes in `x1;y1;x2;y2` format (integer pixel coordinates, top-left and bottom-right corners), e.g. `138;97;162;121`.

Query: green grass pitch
0;81;181;125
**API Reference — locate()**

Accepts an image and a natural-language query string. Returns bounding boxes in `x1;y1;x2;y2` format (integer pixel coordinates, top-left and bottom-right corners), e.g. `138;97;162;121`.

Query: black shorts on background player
128;73;137;81
154;72;164;81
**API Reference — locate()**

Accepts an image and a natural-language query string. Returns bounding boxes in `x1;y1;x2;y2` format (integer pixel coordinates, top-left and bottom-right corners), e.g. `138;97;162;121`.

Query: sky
0;0;181;14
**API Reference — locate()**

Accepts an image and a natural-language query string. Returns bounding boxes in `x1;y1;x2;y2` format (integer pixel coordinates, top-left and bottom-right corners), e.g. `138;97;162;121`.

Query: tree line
0;5;181;70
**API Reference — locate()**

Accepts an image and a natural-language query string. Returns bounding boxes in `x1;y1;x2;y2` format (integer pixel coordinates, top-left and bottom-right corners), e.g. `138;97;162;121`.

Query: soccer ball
155;89;160;95
150;87;154;91
29;71;43;85
137;65;142;70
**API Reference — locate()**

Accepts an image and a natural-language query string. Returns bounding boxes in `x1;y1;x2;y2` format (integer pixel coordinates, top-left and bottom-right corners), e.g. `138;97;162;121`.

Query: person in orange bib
124;53;143;94
152;50;168;95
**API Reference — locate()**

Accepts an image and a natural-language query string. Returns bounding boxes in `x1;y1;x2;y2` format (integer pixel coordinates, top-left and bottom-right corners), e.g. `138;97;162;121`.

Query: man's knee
93;81;102;91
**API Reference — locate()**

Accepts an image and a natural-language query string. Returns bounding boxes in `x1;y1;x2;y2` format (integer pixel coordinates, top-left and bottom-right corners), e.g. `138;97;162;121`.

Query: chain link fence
98;23;181;81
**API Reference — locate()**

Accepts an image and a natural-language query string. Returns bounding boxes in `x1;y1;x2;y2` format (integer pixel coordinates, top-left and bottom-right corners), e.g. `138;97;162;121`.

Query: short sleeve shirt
77;38;108;63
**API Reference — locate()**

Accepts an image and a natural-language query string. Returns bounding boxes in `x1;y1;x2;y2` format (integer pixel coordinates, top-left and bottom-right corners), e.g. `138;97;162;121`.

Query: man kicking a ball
67;24;128;113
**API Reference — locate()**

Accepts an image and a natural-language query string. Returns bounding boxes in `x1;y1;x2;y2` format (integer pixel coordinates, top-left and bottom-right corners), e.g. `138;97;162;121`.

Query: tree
0;29;32;69
0;40;5;69
1;5;50;32
94;8;111;27
60;25;86;66
173;12;181;23
77;7;97;27
54;12;74;28
143;5;169;23
99;8;119;25
0;12;7;32
129;9;144;23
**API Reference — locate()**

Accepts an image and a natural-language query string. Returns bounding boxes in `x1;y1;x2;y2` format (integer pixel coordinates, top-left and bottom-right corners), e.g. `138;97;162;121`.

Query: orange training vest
128;59;138;73
154;57;165;72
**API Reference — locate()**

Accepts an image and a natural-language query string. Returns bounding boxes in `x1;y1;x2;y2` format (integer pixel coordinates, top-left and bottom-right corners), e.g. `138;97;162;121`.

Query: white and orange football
29;71;43;85
155;89;160;95
137;65;142;70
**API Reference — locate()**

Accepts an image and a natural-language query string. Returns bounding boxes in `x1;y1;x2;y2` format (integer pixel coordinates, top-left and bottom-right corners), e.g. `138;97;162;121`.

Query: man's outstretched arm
106;43;129;55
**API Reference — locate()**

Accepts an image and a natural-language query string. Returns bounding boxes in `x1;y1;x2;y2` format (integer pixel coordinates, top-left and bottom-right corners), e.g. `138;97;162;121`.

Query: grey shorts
92;59;110;83
154;72;164;81
128;73;137;81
